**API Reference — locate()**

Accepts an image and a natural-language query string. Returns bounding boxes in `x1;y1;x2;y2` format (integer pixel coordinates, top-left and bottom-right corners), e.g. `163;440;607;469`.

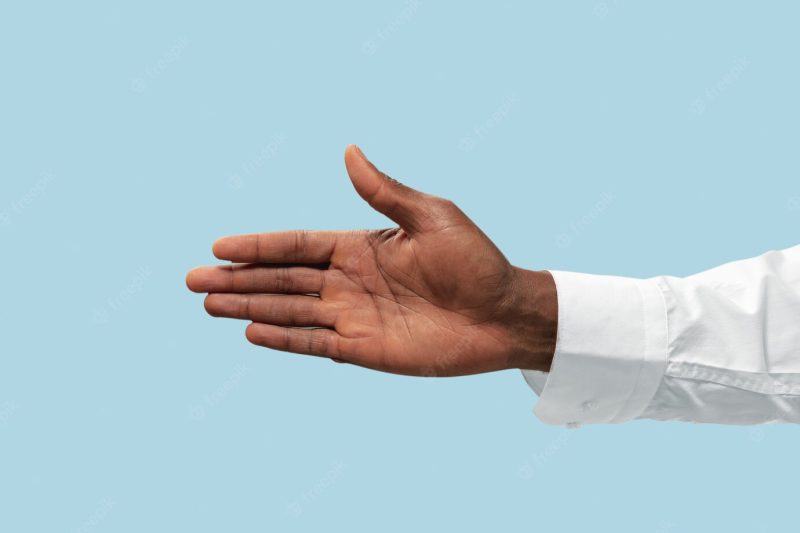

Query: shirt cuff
521;271;668;426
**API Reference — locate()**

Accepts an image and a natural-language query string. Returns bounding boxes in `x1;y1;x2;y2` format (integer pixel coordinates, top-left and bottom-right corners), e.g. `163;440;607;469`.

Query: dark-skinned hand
186;145;556;376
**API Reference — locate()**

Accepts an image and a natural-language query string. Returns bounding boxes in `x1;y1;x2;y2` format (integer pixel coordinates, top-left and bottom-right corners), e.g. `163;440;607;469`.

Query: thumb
344;144;430;234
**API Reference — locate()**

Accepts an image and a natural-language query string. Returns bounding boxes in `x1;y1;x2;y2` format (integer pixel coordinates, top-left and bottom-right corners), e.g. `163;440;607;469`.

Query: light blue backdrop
1;2;798;532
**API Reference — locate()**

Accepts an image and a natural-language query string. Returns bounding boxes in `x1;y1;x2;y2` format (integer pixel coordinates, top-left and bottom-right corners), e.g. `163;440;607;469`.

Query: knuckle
244;267;260;291
316;269;327;294
229;267;241;291
294;230;308;259
291;299;315;325
426;196;457;213
274;267;293;292
308;329;329;354
283;327;292;350
423;196;461;225
239;295;251;318
437;197;458;211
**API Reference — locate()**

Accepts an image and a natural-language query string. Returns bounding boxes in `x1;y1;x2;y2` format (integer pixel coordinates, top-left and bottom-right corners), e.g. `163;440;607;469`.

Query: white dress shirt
522;245;800;425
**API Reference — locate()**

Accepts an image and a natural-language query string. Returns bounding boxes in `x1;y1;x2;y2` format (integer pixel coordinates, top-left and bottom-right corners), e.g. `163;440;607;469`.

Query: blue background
1;2;798;532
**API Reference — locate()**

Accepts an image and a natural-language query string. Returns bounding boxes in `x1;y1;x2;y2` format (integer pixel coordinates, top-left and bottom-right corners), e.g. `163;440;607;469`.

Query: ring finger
204;293;338;327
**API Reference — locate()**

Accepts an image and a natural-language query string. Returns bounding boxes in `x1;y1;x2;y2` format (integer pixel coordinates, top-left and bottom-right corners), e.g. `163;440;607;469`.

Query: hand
186;145;557;376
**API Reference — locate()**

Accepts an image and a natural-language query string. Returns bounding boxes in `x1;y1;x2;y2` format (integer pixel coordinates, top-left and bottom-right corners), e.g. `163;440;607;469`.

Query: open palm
187;146;555;376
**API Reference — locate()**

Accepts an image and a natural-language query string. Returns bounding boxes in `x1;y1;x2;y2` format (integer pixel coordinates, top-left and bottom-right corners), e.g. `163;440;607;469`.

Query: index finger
212;230;339;263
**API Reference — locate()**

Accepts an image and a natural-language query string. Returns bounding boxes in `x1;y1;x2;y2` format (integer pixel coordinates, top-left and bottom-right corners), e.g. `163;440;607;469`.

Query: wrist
500;267;558;372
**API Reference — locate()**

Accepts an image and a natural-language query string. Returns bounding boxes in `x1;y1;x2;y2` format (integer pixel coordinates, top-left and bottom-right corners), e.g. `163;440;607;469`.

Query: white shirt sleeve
522;245;800;426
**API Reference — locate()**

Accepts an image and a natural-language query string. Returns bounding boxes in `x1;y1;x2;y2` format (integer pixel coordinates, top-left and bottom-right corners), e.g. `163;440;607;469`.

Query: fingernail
352;144;367;160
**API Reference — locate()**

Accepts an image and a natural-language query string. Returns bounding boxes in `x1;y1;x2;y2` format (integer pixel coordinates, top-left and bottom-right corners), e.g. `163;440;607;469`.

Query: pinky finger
245;323;343;359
